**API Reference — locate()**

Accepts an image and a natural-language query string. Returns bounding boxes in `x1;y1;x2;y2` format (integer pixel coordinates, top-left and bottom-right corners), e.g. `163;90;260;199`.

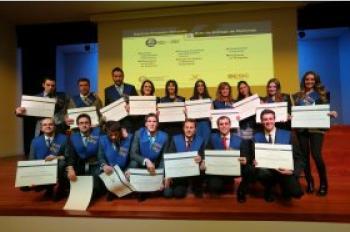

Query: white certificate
158;102;186;123
15;160;57;187
67;106;99;129
291;104;330;128
185;99;212;119
210;109;239;129
256;102;288;123
129;96;157;115
100;98;128;121
20;95;56;118
205;150;241;176
164;151;199;178
63;176;93;211
129;168;164;192
99;165;134;197
255;143;294;170
233;94;260;120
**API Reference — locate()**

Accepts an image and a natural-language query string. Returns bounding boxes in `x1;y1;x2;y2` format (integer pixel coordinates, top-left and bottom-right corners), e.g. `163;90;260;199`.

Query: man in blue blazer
254;109;304;202
104;67;138;132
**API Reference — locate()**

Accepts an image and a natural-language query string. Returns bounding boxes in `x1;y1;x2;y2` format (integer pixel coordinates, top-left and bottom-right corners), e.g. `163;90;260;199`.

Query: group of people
15;67;337;203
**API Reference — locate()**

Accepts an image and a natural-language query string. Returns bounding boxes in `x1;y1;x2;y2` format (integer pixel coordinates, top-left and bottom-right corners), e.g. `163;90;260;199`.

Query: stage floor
1;126;350;222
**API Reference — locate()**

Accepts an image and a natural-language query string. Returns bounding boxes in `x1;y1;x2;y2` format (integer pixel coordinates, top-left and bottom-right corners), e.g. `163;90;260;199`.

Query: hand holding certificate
20;95;56;118
100;98;128;121
67;106;99;129
291;104;330;128
129;96;157;115
64;176;93;211
210;109;239;129
129;168;164;192
164;151;199;178
99;165;134;197
158;102;186;123
15;160;57;187
233;94;260;120
185;99;212;119
255;143;294;170
204;150;241;176
256;102;288;123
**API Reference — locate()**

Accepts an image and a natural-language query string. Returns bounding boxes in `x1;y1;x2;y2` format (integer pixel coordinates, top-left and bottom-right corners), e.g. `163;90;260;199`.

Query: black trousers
297;130;327;185
75;162;106;197
163;175;203;198
255;168;303;198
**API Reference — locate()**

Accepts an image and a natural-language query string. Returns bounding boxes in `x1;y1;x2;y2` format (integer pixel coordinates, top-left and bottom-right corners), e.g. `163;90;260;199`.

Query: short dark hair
42;77;56;84
111;67;124;76
183;118;197;128
76;113;91;125
105;121;121;133
77;78;90;85
216;115;231;127
144;113;158;124
140;80;155;96
260;109;275;120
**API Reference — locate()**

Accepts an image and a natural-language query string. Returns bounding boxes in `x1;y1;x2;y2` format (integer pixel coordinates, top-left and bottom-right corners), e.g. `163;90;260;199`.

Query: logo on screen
145;38;157;47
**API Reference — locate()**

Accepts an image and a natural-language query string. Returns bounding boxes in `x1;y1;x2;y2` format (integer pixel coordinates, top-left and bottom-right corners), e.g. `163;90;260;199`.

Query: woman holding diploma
213;82;234;109
97;121;133;201
293;71;337;196
159;80;185;137
236;81;257;140
262;78;292;130
190;79;212;145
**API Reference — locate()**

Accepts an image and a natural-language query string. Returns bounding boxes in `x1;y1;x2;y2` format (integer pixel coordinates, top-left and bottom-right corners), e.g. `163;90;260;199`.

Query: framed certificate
292;104;330;128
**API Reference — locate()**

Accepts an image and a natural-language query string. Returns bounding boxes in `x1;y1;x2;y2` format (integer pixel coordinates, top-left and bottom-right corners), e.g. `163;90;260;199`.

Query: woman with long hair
189;79;212;144
292;71;337;196
213;82;234;109
262;78;292;130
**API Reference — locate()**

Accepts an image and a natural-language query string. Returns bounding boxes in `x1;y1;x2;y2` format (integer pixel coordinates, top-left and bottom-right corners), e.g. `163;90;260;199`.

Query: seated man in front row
164;118;205;198
97;121;133;201
205;116;253;202
65;113;105;199
254;109;304;202
22;117;68;201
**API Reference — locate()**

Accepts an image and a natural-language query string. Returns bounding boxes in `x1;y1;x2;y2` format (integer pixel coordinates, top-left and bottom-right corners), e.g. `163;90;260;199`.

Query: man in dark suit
254;109;304;202
104;67;137;106
104;67;138;132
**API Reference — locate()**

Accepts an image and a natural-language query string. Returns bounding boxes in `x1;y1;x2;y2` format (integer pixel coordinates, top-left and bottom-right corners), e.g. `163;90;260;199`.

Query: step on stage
1;126;349;222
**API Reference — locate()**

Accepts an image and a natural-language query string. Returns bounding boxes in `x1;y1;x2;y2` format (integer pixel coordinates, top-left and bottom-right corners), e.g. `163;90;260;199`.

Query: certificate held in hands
255;143;294;170
233;94;260;120
20;95;56;118
185;99;212;119
99;165;134;197
129;168;164;192
158;102;185;123
164;151;199;178
129;96;157;116
64;176;93;211
256;102;288;123
210;109;239;129
205;150;241;176
15;160;57;187
67;106;99;129
100;98;128;121
291;104;330;128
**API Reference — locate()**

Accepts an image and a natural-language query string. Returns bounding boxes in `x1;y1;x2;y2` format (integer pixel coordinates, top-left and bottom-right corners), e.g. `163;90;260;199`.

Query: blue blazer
104;83;137;106
254;128;291;145
210;132;241;150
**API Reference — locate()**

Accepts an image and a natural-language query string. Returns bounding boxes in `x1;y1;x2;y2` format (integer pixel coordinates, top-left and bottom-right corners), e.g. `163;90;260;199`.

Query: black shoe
137;193;148;202
43;188;54;198
52;188;67;202
20;186;31;192
317;184;328;196
237;190;247;203
306;179;315;194
264;190;275;203
106;192;116;201
193;189;203;198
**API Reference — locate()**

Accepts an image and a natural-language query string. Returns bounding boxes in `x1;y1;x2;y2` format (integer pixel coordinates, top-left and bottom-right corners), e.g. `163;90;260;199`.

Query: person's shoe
306;179;315;194
137;193;148;202
106;192;116;201
20;186;31;192
43;188;54;198
317;184;328;197
193;189;203;198
264;189;275;203
52;188;67;202
237;190;247;203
